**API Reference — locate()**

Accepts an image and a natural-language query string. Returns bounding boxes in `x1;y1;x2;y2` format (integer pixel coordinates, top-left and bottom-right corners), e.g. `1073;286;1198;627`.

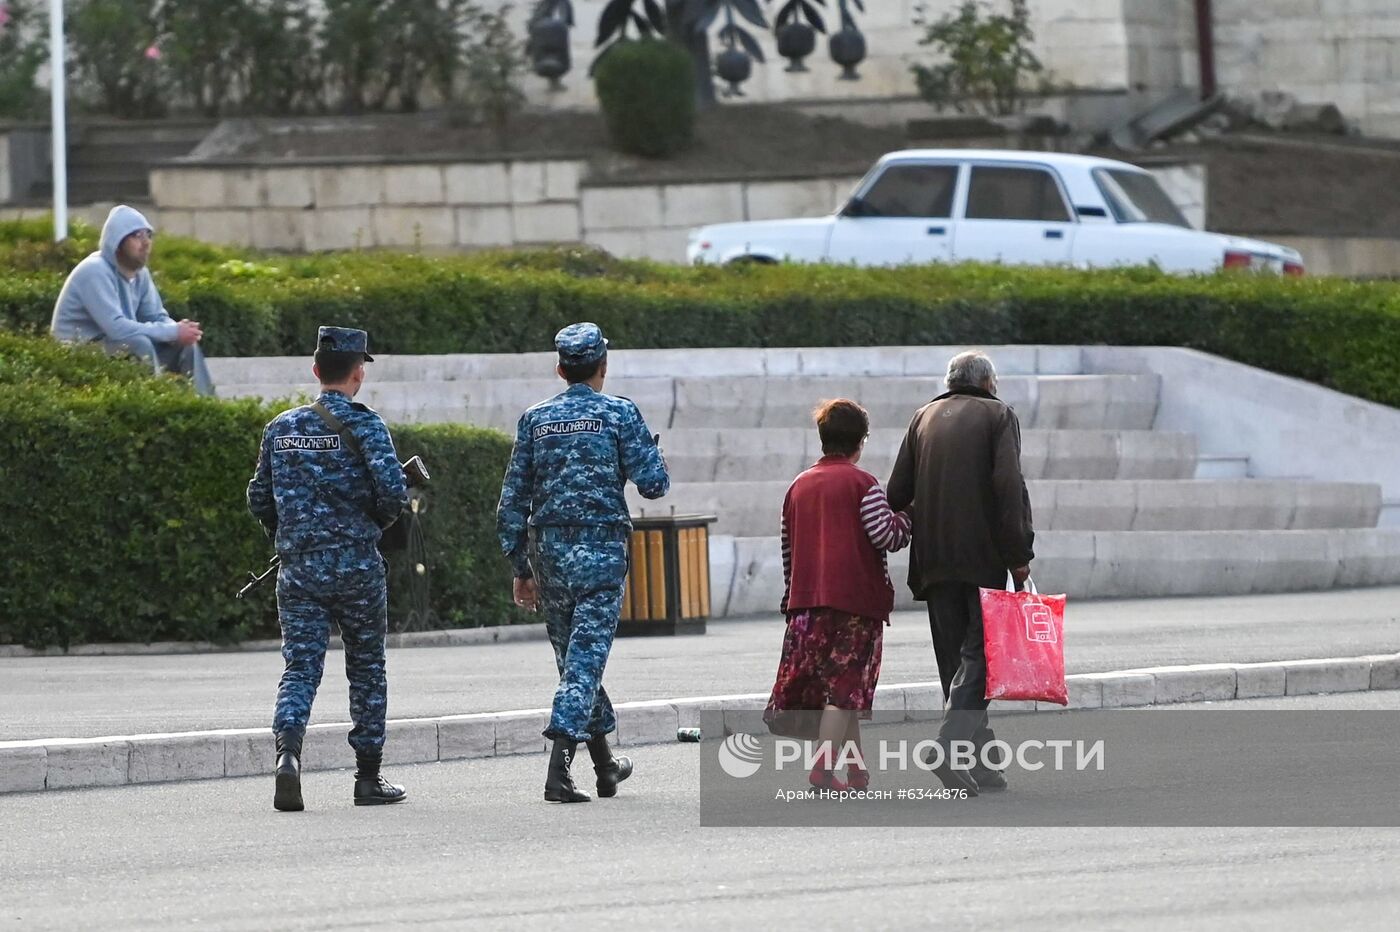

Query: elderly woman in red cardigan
764;399;912;791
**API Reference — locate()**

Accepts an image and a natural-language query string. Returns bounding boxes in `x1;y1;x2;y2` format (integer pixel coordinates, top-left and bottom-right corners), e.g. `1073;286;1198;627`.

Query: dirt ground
1175;135;1400;238
235;105;905;185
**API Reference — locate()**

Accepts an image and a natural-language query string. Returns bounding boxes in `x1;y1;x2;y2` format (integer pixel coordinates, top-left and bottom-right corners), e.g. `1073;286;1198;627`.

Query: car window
965;166;1071;222
1093;168;1191;227
859;164;958;218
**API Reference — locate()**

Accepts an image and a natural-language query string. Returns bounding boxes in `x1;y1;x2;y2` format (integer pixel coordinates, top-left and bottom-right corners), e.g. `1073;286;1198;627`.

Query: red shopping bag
980;576;1068;705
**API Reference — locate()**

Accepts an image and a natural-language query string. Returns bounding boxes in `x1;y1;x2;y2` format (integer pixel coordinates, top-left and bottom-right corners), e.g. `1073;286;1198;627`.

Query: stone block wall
584;176;863;261
1213;0;1400;137
149;160;587;252
1122;0;1198;107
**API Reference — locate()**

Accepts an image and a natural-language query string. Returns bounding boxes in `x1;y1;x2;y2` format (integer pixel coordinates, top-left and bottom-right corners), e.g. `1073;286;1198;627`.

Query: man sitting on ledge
49;204;214;396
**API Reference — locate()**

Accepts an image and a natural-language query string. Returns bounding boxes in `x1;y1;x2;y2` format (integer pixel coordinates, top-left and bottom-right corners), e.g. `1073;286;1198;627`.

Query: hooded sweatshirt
49;205;179;344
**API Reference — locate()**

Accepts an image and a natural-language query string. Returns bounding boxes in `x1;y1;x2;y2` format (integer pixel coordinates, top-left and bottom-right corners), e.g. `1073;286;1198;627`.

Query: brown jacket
886;387;1035;595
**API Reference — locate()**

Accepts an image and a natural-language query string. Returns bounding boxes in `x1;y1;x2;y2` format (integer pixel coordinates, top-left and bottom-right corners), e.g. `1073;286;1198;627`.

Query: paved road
4;693;1398;931
2;587;1398;741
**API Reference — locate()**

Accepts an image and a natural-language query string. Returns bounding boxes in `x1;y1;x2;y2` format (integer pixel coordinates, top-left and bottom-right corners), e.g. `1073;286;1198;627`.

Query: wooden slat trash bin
619;514;717;636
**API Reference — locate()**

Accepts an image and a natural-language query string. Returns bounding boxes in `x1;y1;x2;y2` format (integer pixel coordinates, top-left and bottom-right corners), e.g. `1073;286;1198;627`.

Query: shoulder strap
310;401;365;462
310;400;400;529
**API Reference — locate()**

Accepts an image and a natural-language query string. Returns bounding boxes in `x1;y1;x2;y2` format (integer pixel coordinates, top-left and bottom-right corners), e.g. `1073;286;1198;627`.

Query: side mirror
841;197;871;218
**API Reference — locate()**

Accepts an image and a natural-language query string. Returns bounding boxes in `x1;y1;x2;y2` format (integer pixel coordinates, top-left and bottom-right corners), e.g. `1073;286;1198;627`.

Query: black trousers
925;580;997;756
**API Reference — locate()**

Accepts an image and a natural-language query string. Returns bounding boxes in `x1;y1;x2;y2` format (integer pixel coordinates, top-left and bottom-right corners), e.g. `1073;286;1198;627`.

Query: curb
0;624;548;658
2;653;1397;795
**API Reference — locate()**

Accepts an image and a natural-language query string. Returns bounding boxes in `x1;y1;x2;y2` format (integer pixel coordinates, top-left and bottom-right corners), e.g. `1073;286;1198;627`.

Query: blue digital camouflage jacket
496;383;670;578
247;390;409;555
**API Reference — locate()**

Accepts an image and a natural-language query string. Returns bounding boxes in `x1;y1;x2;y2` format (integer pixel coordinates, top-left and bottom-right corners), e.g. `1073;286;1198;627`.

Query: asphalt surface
3;693;1398;931
3;587;1399;741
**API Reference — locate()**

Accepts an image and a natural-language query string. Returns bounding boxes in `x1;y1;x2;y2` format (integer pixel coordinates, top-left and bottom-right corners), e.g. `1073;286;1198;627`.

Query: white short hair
945;351;997;390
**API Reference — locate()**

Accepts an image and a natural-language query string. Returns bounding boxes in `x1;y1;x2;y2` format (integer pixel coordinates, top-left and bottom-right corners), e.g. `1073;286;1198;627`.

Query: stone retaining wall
141;157;1204;263
144;158;867;261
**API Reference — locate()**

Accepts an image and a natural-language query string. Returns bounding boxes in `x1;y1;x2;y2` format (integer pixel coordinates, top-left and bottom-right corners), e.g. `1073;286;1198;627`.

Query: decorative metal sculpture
596;0;669;64
709;0;768;96
772;0;826;73
528;0;575;89
545;0;863;99
828;0;865;80
592;0;767;96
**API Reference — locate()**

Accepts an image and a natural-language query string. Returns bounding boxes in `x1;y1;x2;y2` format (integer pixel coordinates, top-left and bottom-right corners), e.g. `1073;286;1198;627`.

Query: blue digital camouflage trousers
533;537;628;742
273;544;388;754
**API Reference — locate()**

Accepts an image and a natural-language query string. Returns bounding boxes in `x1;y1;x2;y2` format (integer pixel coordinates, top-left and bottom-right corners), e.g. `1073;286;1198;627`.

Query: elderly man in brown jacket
887;350;1034;795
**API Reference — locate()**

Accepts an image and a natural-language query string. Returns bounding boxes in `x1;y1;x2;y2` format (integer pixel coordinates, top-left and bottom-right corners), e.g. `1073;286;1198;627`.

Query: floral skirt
763;607;884;740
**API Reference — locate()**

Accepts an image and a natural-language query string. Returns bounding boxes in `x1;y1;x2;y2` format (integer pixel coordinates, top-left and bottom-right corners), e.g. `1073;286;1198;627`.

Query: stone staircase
209;345;1400;617
24;120;214;205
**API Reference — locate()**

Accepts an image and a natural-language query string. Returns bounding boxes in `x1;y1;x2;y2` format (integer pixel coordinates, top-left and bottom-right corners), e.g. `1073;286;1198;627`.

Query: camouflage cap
317;325;374;361
555;322;608;366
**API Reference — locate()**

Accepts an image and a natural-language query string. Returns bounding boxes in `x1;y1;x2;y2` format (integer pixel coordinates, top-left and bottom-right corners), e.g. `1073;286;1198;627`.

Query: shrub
0;330;515;648
69;0;166;118
594;38;696;158
911;0;1046;117
157;0;251;117
0;0;48;120
458;2;528;136
389;422;513;631
7;218;1400;408
243;0;324;116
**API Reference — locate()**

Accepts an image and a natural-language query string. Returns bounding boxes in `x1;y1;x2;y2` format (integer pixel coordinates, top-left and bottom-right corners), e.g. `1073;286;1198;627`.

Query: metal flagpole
48;0;68;242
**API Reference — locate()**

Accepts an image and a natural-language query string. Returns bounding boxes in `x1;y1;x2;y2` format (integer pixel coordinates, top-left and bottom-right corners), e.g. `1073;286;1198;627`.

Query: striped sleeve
860;481;912;553
779;506;792;614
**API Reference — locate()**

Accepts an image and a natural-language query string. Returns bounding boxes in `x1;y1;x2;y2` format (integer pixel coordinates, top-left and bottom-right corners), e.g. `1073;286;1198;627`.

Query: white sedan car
687;149;1304;275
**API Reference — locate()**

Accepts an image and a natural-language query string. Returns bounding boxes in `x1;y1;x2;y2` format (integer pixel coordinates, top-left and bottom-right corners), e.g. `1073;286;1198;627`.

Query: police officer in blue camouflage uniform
497;322;670;803
247;326;410;812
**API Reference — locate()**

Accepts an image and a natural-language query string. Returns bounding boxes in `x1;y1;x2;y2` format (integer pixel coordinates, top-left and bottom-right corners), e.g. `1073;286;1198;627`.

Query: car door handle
927;226;946;236
1044;229;1064;239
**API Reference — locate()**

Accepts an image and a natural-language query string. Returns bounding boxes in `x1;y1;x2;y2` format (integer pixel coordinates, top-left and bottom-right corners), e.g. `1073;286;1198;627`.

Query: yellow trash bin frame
619;514;716;636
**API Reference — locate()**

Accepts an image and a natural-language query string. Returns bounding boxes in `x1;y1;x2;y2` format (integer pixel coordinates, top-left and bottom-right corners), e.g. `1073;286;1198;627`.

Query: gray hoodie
49;205;179;344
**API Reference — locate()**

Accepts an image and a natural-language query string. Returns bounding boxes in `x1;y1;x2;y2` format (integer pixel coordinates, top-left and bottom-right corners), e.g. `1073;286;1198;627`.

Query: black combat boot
353;750;407;806
586;734;633;798
970;764;1008;791
273;732;304;813
544;738;591;803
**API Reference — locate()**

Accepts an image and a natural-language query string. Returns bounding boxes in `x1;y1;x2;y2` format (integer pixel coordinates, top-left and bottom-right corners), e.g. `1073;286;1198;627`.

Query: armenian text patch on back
533;418;604;441
275;434;342;452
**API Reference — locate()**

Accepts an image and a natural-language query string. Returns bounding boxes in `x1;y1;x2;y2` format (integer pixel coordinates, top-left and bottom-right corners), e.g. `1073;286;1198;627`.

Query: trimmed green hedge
5;218;1400;407
595;39;696;158
0;331;513;649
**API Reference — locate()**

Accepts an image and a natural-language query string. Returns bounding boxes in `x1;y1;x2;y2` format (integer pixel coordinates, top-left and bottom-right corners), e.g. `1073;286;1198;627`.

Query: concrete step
207;345;1090;385
709;529;1400;616
70;141;201;167
1196;454;1251;479
77;120;217;146
641;480;1382;537
218;373;1161;432
30;181;151;204
641;427;1197;484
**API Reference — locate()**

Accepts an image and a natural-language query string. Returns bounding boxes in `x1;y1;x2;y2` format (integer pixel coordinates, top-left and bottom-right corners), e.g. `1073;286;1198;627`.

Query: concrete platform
645;479;1382;537
649;428;1198;484
206;344;1090;386
217;373;1161;432
709;529;1400;616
